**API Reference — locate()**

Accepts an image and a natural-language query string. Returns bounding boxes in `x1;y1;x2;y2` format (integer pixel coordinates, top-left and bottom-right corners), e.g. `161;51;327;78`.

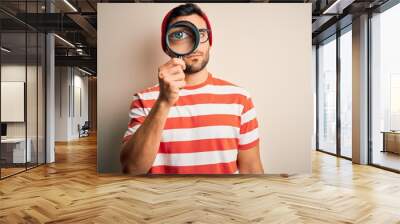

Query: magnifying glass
165;21;200;59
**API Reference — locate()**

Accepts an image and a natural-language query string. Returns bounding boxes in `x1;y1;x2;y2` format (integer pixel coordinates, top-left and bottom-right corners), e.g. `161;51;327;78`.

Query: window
339;28;352;158
370;3;400;171
317;36;337;154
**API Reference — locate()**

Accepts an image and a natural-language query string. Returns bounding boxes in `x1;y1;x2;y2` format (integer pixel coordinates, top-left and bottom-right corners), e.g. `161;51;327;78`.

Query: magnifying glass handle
177;56;184;70
176;56;185;91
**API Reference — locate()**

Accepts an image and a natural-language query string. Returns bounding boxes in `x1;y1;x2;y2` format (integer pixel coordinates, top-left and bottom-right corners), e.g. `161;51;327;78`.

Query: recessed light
54;34;75;48
77;67;93;76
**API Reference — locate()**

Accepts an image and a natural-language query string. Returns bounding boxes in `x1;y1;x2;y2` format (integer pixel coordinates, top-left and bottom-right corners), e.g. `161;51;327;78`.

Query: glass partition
0;1;46;179
1;31;28;177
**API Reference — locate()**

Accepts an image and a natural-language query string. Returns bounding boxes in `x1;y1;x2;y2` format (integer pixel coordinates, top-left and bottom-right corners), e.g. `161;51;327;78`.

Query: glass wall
0;1;46;179
317;36;337;154
0;31;28;177
371;3;400;171
339;27;352;158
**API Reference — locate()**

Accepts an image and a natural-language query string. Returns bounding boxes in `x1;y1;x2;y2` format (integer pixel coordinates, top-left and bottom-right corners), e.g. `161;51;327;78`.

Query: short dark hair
165;3;205;27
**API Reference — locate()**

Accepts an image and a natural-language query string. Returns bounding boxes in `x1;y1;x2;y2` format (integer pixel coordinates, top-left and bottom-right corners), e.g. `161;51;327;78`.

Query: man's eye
171;31;188;40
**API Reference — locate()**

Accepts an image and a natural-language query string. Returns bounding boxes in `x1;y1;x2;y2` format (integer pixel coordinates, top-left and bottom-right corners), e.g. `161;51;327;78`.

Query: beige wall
98;3;313;174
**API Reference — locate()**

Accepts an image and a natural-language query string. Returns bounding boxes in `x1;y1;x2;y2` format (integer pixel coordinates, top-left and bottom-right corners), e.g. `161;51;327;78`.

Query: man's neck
184;68;209;86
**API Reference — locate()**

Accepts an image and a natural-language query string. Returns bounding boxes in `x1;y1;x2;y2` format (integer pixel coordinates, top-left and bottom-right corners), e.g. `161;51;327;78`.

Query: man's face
168;14;210;75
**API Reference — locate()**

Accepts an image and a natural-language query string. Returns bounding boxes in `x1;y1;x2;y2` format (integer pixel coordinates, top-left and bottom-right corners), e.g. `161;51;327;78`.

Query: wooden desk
382;131;400;154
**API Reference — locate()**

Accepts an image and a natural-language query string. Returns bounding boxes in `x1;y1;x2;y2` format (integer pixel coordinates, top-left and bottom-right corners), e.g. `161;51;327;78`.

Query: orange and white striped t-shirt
122;73;259;174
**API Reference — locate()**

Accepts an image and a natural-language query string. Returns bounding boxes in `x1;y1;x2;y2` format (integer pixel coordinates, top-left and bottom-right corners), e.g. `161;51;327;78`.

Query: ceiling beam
55;55;96;69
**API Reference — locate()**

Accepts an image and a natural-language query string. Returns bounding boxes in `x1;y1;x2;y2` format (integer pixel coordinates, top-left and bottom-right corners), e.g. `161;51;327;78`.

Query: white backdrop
97;3;313;174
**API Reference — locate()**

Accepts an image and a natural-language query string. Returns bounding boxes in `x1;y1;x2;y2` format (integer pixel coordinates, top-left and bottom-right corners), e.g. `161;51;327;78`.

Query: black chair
79;121;90;138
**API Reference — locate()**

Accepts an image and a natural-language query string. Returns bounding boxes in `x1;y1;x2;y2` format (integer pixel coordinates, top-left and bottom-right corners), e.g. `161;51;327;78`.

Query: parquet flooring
1;134;400;223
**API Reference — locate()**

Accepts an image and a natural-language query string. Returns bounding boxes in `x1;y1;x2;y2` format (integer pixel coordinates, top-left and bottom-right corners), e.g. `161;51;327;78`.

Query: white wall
72;72;89;138
55;66;69;141
55;67;89;141
98;3;313;174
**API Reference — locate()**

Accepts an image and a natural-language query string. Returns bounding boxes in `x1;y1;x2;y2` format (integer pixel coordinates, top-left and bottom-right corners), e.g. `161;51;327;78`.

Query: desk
1;138;31;164
382;131;400;154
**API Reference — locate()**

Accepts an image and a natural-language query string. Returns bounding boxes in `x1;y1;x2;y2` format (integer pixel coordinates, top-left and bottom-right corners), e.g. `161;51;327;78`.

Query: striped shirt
122;73;259;174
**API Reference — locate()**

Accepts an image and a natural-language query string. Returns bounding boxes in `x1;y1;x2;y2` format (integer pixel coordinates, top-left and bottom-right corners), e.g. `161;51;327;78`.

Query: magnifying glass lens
167;26;196;56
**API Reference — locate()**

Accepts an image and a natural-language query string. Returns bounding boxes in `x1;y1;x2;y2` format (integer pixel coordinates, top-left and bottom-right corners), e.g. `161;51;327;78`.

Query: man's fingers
168;66;185;78
166;58;186;70
175;80;186;89
159;66;185;80
159;58;186;78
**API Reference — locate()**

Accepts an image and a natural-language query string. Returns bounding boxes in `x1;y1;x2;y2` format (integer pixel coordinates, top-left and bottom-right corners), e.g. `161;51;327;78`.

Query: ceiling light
63;0;78;12
322;0;356;15
54;34;75;48
322;0;342;14
78;67;93;76
1;47;11;53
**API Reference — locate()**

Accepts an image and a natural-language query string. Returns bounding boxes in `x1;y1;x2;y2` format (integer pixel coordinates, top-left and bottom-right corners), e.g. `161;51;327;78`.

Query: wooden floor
1;135;400;223
1;163;45;178
0;167;26;178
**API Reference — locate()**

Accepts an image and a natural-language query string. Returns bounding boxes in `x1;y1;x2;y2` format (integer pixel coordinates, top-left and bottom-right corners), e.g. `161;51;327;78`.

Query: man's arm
120;99;171;174
120;58;186;175
237;145;264;174
237;93;263;174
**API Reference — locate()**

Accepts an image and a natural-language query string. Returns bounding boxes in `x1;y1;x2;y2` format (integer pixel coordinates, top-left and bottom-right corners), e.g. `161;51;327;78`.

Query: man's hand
158;58;186;106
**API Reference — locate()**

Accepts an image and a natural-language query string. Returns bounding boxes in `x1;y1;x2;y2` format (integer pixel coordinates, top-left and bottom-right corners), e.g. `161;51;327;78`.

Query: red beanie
161;8;213;53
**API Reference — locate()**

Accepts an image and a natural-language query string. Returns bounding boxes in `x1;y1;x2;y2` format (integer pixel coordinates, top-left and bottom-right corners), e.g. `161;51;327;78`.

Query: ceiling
0;0;394;75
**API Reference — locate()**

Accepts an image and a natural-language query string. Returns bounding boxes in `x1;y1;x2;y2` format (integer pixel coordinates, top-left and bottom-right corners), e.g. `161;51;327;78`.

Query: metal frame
374;0;400;13
336;26;341;158
44;0;48;165
316;44;319;151
367;10;373;166
25;2;28;172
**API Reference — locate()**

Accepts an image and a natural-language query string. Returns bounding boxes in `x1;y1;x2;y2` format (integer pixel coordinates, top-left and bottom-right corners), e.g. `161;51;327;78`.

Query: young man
121;3;264;174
